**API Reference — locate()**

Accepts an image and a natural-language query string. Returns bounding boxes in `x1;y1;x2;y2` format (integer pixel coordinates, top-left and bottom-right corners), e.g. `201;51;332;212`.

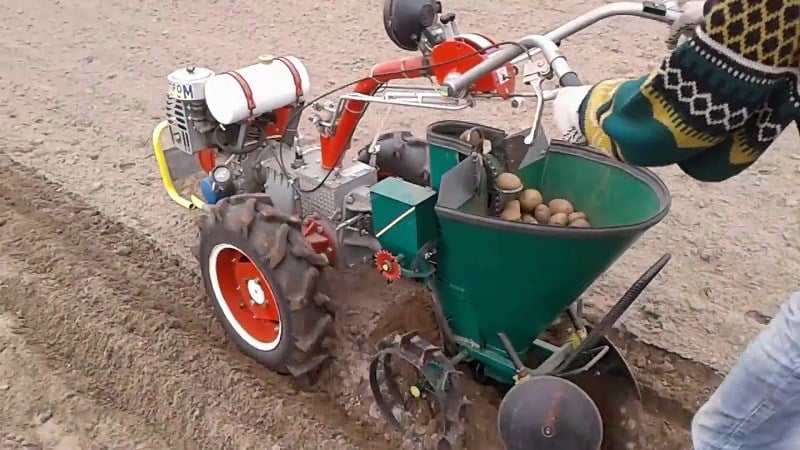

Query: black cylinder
357;131;430;186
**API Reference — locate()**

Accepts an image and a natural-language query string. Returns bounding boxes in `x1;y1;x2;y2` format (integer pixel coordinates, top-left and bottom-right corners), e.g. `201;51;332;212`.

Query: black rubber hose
557;252;672;373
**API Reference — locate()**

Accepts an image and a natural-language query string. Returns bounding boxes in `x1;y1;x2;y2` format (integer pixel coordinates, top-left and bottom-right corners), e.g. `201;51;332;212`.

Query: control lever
523;74;546;146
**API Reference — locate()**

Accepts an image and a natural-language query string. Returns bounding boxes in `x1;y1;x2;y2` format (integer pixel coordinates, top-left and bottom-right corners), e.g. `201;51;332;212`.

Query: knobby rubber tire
196;194;335;378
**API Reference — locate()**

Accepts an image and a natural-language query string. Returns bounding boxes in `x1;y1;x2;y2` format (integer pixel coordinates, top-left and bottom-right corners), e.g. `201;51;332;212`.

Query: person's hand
666;1;706;49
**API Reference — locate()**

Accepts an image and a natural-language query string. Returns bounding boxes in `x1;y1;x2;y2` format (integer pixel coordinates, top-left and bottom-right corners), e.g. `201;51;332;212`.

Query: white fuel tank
204;56;311;125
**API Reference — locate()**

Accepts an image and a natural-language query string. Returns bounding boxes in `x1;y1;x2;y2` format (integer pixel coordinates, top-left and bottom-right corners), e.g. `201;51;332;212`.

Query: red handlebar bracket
317;33;514;170
430;34;516;99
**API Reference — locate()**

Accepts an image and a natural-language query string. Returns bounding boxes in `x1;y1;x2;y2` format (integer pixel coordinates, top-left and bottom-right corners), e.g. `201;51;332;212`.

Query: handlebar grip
559;71;582;87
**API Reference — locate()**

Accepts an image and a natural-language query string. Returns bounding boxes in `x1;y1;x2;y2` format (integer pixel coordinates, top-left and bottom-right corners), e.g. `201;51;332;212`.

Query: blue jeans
692;292;800;449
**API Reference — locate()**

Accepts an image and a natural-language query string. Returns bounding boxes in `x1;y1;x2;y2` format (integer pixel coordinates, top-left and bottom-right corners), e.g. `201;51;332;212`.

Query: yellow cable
151;121;206;210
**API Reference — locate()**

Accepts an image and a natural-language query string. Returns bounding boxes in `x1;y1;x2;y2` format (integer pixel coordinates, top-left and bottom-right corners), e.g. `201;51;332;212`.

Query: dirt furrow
0;154;396;450
0;310;174;450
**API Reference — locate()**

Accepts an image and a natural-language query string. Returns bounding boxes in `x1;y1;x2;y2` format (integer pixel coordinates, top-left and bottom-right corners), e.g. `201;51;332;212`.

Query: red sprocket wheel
375;250;401;282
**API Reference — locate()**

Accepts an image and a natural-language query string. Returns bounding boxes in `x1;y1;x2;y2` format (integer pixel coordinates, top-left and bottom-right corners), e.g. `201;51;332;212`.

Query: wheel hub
209;244;282;350
247;279;266;305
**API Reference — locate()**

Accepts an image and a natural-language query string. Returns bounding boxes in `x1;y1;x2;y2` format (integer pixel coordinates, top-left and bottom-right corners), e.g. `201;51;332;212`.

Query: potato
495;172;523;193
568;211;586;223
569;218;591;228
459;127;485;151
519;189;543;213
548;212;569;226
521;214;538;224
500;200;522;221
548;199;574;215
533;204;551;223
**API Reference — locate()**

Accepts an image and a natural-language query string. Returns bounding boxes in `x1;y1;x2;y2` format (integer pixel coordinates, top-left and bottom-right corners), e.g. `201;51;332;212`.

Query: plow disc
497;375;603;450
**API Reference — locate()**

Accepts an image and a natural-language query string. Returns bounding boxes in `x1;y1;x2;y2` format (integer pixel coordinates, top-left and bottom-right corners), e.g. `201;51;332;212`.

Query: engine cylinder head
168;67;215;101
166;67;216;154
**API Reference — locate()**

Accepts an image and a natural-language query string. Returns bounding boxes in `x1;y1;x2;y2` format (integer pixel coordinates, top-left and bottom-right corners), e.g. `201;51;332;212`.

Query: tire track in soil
0;154;395;450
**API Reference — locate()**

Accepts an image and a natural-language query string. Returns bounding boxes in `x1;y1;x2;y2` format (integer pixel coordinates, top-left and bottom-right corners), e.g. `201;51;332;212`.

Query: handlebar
441;1;681;97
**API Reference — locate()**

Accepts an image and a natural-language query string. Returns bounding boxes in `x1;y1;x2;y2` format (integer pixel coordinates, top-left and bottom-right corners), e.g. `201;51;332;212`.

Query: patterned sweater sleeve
571;0;799;182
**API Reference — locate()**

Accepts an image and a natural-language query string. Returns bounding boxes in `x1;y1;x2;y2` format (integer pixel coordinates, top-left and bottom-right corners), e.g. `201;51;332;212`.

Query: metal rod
497;332;526;373
545;1;678;43
557;253;672;373
443;35;563;96
340;92;472;111
444;2;681;96
428;279;458;353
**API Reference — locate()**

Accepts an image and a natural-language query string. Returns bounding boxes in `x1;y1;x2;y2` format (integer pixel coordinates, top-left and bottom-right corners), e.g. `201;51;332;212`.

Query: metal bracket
339;86;474;111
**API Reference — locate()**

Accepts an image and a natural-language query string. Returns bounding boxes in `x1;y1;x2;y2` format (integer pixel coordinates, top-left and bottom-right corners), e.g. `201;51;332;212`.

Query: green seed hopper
368;120;671;449
432;120;671;382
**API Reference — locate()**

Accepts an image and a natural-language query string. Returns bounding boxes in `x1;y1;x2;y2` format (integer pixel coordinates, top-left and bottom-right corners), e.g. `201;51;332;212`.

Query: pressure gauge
211;165;232;183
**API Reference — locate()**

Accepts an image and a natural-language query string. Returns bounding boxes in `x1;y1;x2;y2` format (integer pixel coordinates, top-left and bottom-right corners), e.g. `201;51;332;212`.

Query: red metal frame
316;35;514;170
318;56;427;170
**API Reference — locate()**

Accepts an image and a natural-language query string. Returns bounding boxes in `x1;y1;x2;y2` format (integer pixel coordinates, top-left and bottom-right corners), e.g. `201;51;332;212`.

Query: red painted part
265;107;292;137
318;56;427;170
197;148;217;173
375;250;401;282
276;57;305;99
429;37;515;99
215;247;281;345
468;33;517;98
301;218;336;265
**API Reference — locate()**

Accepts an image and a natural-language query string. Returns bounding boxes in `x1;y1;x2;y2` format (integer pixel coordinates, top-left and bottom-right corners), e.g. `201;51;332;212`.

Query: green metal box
370;177;438;266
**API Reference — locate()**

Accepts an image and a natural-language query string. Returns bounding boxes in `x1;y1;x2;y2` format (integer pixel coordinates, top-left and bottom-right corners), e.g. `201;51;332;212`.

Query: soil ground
0;0;798;448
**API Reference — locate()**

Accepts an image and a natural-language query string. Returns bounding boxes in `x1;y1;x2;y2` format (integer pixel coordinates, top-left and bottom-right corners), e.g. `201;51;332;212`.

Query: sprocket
368;331;468;449
375;250;402;282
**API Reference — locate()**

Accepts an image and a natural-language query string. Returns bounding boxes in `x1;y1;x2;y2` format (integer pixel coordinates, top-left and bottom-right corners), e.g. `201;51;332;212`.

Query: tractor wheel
196;194;335;378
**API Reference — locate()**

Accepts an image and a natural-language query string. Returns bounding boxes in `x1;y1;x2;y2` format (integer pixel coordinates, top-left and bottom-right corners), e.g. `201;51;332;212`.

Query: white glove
552;85;593;145
666;1;706;49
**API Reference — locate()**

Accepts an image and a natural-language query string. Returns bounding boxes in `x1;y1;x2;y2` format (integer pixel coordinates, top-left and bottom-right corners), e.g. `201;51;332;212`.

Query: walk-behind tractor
152;1;681;448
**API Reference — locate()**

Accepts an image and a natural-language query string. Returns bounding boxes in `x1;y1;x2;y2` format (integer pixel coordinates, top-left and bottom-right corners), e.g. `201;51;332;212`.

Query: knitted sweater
558;0;799;182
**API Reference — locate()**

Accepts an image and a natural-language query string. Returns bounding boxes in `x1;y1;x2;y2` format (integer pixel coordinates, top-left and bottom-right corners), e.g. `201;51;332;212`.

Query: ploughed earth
0;156;713;449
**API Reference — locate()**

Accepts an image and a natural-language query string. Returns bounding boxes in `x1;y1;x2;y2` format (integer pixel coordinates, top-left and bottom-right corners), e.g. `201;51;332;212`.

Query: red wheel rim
209;244;282;350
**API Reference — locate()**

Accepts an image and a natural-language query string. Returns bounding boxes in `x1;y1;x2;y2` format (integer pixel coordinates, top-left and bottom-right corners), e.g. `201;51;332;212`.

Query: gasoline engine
164;55;314;206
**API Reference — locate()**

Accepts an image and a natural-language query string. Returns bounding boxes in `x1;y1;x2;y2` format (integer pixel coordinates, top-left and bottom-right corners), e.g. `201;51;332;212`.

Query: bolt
326;247;333;253
316;226;324;233
239;303;245;309
345;195;354;204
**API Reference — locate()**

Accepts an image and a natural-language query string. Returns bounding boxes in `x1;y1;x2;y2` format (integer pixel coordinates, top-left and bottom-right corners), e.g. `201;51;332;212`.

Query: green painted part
468;347;519;383
433;143;670;381
428;142;461;191
370;176;438;267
